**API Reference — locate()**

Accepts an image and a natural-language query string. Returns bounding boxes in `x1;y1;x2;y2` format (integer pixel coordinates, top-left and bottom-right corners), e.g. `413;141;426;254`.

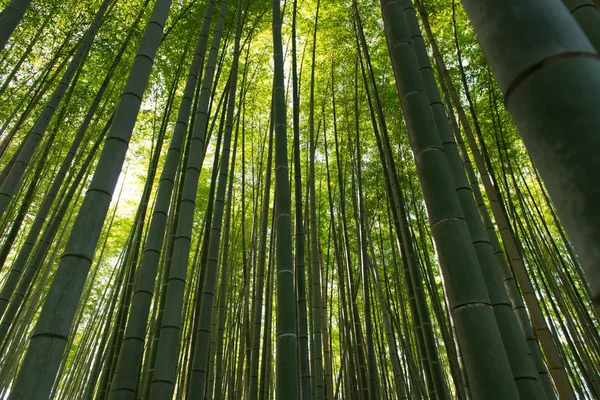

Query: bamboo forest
1;0;600;398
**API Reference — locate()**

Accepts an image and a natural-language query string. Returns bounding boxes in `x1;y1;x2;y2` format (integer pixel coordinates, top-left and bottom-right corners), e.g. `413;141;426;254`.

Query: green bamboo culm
212;107;240;400
186;0;244;396
414;1;573;396
0;3;58;101
401;0;547;397
354;115;380;399
0;0;33;52
0;0;112;219
353;7;450;397
0;0;147;330
106;1;217;398
308;1;325;398
249;99;274;400
1;1;599;398
272;0;299;398
562;0;600;51
149;0;230;396
0;118;109;347
291;0;311;397
378;0;520;398
6;0;173;397
458;0;600;316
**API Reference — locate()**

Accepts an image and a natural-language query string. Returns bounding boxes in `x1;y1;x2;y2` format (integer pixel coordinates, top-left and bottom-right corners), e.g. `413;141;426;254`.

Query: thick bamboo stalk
272;0;299;396
379;1;519;398
5;0;172;396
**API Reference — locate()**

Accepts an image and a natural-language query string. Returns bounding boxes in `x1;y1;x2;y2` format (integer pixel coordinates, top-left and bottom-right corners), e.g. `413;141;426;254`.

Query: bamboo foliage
0;0;112;218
